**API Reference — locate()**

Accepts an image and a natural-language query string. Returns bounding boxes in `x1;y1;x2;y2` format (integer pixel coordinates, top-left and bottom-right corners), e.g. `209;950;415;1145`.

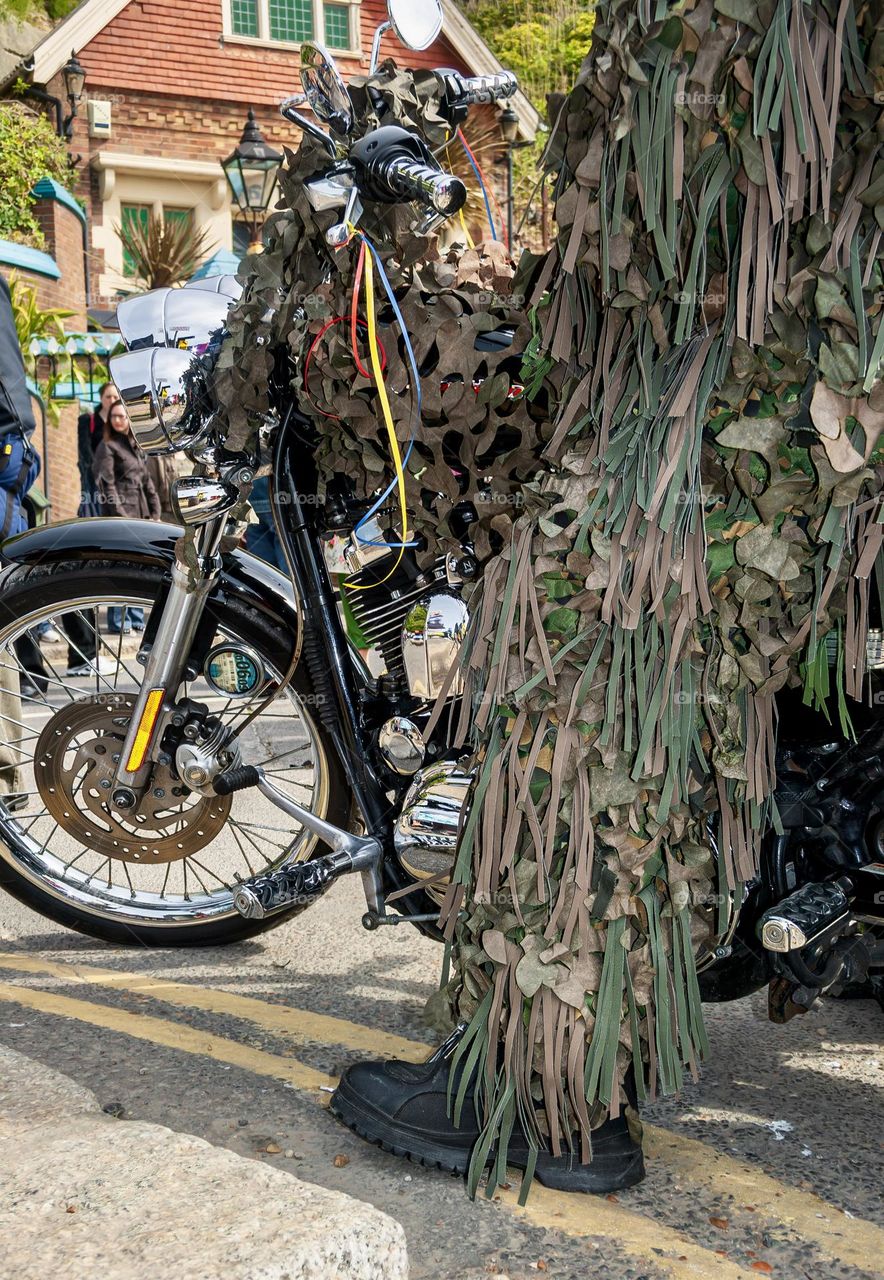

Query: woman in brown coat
93;400;160;633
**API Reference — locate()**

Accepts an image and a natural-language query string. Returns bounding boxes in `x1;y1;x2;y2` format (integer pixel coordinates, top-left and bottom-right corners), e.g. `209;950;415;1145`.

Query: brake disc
34;693;231;864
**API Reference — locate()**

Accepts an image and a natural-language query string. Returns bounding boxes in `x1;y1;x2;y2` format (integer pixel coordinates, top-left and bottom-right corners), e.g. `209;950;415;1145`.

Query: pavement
0;1043;407;1280
0;872;881;1280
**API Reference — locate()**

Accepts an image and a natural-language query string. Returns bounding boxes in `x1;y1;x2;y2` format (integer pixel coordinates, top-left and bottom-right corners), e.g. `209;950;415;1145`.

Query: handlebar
375;157;466;214
350;126;466;214
455;72;519;106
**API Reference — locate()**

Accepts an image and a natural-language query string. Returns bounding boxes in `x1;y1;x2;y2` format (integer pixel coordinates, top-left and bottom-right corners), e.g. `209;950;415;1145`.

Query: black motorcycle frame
270;408;444;930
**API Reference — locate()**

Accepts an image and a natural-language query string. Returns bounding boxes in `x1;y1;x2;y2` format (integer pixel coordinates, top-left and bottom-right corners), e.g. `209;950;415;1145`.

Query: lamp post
499;106;520;250
61;52;86;138
24;49;86;140
221;110;284;253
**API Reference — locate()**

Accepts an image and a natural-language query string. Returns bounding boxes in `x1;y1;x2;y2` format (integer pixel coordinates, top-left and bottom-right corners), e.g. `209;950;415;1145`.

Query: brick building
7;0;538;309
0;186;89;522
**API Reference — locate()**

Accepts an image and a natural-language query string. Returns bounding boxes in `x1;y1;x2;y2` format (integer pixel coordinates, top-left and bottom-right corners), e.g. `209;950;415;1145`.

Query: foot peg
235;854;343;919
214;765;261;794
759;877;853;952
217;765;383;920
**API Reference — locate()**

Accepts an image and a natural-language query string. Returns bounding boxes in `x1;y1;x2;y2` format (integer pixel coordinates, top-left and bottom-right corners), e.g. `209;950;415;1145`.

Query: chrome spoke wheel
0;584;333;932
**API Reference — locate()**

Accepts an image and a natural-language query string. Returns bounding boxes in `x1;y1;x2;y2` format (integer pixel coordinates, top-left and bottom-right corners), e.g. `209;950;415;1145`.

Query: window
164;207;194;231
231;0;258;36
226;0;359;51
120;203;149;277
269;0;312;42
232;220;252;257
323;2;350;48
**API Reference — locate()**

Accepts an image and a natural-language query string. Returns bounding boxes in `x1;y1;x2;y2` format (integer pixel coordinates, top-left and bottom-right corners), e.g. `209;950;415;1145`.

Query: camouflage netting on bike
212;0;883;1197
210;67;553;561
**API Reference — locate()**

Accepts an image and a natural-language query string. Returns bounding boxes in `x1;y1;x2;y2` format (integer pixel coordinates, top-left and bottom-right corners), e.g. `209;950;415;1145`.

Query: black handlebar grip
213;764;261;795
379;158;467;215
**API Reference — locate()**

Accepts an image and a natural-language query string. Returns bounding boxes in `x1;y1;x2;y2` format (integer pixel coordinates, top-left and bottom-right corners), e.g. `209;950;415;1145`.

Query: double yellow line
0;951;878;1280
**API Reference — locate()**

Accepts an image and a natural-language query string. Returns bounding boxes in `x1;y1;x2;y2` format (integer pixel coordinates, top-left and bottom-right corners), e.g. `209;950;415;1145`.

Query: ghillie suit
437;0;884;1195
211;2;883;1198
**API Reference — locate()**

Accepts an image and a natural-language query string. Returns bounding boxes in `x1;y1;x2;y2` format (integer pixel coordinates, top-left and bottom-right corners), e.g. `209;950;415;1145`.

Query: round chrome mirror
299;42;353;137
386;0;442;50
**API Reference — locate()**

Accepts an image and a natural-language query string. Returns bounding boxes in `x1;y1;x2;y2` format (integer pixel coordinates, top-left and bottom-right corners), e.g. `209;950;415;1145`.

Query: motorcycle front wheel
0;557;349;946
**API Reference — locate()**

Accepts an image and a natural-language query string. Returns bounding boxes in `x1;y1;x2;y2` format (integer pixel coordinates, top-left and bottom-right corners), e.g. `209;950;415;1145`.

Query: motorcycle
0;0;880;1026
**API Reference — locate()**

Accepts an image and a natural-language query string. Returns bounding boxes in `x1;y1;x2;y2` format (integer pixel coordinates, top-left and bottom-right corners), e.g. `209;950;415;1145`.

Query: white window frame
222;0;362;57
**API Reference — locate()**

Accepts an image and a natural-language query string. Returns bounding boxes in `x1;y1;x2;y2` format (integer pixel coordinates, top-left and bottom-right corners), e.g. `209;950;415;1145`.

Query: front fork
109;517;227;809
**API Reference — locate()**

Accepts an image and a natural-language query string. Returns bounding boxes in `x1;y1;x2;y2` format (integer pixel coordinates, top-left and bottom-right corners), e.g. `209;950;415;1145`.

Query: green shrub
0;0;79;18
458;0;596;107
0;101;70;247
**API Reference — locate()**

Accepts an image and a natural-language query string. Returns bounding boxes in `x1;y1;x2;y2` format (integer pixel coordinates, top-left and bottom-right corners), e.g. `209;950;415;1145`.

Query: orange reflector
125;688;165;773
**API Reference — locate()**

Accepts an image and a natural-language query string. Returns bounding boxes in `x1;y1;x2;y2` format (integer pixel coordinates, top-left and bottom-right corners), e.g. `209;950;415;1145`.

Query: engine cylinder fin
345;555;446;680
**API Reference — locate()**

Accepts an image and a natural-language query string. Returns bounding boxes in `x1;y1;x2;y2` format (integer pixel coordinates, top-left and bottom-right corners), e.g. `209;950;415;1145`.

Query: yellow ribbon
344;242;409;590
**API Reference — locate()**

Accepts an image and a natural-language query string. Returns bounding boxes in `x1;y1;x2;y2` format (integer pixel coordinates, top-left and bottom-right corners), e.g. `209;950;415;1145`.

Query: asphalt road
0;865;881;1280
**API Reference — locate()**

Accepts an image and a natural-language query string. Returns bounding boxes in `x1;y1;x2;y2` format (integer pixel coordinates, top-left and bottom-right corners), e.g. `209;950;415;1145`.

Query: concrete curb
0;1043;408;1280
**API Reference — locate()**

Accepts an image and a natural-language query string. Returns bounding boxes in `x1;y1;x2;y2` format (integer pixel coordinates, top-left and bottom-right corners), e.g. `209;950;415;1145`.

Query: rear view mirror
387;0;442;50
370;0;442;74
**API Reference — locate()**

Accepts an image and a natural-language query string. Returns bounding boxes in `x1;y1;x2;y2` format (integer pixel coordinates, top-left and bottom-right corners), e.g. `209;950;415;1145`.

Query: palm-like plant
443;118;547;251
7;272;73;351
114;213;214;290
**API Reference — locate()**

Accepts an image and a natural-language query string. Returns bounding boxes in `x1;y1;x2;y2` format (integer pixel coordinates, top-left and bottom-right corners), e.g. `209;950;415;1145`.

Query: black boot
330;1028;645;1194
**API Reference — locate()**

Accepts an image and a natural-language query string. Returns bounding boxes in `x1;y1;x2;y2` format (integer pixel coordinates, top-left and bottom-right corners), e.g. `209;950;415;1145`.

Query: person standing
94;399;161;633
77;381;116;516
0;272;42;811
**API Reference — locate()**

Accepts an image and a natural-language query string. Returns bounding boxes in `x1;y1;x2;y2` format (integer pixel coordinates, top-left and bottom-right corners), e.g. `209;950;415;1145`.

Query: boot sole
329;1082;646;1194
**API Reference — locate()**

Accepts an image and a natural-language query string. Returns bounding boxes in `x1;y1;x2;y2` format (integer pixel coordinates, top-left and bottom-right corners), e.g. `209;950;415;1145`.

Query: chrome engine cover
401;589;468;700
393;762;472;904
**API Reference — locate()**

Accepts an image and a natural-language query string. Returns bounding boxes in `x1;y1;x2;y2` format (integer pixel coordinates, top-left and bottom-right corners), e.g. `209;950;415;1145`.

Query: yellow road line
501;1179;761;1280
0;982;751;1280
644;1125;884;1271
1;954;880;1272
0;981;334;1092
0;952;427;1063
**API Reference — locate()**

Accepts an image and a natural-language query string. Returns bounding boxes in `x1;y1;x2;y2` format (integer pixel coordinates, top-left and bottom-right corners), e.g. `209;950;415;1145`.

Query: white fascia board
91;150;229;180
31;0;131;84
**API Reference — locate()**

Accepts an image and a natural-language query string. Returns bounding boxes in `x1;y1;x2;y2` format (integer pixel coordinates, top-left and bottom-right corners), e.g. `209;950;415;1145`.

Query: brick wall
74;0;469;105
32;197;88;327
48;0;509;303
13;215;87;524
33;403;82;524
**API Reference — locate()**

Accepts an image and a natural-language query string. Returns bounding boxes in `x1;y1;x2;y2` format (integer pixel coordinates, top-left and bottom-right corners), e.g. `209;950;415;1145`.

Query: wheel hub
34;694;232;864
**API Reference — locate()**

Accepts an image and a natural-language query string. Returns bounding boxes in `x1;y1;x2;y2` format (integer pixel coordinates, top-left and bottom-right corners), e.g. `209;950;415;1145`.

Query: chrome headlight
183;274;243;301
109;347;210;455
110;281;239;455
116;287;233;353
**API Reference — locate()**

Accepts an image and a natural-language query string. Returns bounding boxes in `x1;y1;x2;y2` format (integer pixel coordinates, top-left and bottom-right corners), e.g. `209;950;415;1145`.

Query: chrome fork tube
111;517;227;800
